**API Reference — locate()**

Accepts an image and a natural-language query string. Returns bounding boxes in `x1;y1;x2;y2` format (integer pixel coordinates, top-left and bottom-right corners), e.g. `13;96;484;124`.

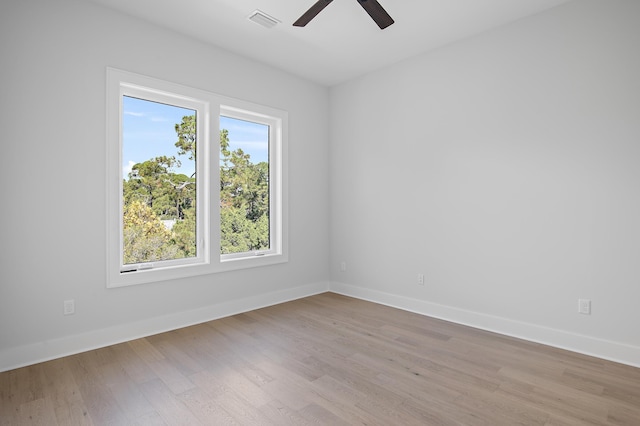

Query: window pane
219;115;270;254
122;96;197;265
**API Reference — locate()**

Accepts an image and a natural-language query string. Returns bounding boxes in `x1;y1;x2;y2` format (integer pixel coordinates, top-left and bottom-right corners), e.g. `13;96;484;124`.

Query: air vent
248;10;280;29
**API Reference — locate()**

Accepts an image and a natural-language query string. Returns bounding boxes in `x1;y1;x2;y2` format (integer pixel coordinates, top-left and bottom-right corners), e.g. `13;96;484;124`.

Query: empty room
1;0;639;424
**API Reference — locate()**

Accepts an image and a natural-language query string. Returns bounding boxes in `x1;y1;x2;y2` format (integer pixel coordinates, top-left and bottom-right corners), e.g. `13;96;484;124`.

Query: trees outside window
107;68;287;287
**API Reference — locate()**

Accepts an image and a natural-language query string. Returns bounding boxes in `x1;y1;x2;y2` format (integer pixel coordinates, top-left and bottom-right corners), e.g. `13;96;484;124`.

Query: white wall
2;0;639;372
0;0;330;371
329;0;640;367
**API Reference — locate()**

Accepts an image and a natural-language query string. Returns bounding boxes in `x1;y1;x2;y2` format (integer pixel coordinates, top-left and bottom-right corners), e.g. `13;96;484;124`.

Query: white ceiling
86;0;572;86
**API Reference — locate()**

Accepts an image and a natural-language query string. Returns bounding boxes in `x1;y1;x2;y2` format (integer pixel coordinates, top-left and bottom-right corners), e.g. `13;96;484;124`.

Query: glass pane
122;96;197;265
220;115;270;254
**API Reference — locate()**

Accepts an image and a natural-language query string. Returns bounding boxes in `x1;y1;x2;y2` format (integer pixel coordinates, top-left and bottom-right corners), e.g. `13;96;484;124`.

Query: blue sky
122;96;269;179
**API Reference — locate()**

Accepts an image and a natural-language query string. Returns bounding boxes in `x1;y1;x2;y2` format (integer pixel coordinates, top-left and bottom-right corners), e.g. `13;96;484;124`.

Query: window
107;68;287;287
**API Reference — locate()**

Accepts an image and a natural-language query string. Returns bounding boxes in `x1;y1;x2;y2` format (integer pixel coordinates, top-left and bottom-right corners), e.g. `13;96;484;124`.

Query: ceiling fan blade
293;0;334;27
357;0;394;29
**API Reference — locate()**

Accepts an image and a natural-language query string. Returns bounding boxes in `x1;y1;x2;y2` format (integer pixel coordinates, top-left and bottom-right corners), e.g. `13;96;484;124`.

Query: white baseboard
0;281;329;373
4;281;638;373
329;281;640;369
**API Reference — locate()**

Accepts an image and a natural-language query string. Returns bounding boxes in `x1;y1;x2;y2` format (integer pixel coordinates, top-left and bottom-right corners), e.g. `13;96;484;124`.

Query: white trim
219;103;287;264
3;283;638;372
0;282;329;373
107;68;217;287
329;281;640;369
106;68;288;287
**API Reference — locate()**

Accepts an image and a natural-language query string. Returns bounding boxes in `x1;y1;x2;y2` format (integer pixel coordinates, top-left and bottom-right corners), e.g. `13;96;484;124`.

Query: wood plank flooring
1;293;639;425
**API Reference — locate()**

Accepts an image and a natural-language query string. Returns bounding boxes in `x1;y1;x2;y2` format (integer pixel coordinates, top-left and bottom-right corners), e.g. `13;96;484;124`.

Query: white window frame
106;68;288;288
219;106;283;263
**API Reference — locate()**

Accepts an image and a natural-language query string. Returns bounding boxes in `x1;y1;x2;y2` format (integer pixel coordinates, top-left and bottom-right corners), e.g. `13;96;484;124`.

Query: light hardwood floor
1;293;639;425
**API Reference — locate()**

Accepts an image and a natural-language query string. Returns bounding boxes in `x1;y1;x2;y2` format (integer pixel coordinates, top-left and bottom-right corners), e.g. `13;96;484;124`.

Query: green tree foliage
122;114;269;264
219;128;270;254
123;156;195;220
172;207;197;257
220;208;269;254
123;200;178;264
174;115;196;162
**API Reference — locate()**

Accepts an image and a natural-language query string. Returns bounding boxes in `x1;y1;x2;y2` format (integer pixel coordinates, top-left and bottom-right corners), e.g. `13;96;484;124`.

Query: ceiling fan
293;0;395;30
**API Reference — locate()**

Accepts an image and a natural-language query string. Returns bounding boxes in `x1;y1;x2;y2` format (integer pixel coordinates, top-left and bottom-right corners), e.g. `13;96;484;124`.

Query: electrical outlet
578;298;591;315
417;273;425;285
340;261;347;272
64;299;75;315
